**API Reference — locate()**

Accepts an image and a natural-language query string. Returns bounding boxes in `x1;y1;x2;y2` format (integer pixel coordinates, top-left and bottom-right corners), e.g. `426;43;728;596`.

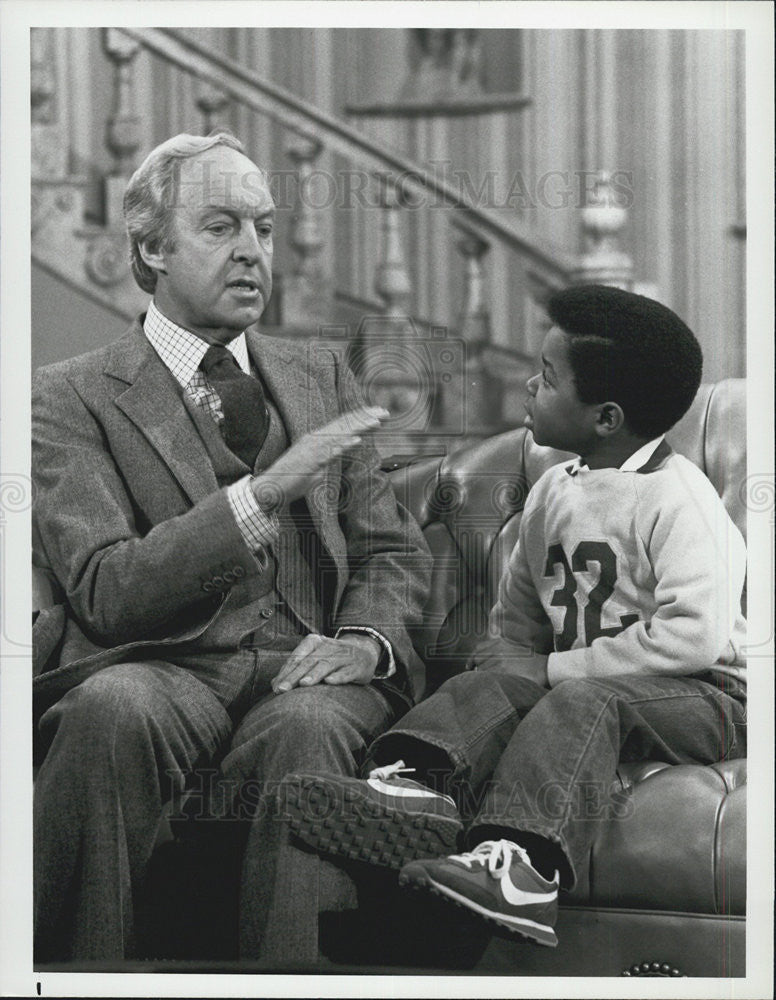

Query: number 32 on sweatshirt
544;541;640;652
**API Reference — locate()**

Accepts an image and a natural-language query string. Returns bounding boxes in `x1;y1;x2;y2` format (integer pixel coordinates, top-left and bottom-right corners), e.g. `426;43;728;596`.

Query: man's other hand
251;406;389;510
271;632;382;692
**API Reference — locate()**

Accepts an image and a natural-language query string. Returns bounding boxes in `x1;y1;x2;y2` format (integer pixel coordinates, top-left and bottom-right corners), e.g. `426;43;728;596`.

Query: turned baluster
31;26;69;184
374;176;412;321
278;133;328;327
197;86;230;135
572;171;633;289
455;225;491;343
451;220;500;429
30;28;56;126
287;135;326;279
195;30;230;132
76;29;141;288
356;176;435;443
102;28;142;226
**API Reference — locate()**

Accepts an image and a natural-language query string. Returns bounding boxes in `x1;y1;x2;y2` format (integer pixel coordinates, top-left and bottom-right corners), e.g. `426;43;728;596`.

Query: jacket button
223;571;235;584
213;575;224;588
260;607;274;619
202;581;215;593
233;566;245;579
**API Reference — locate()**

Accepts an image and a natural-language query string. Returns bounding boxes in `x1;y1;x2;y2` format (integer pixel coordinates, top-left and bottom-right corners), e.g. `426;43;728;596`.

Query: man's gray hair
123;130;245;294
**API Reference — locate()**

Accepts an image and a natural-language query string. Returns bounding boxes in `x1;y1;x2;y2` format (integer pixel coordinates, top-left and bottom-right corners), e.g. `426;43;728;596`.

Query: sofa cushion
566;759;746;914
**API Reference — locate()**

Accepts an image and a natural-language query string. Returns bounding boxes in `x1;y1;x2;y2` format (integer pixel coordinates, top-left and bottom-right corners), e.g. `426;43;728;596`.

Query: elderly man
32;131;432;964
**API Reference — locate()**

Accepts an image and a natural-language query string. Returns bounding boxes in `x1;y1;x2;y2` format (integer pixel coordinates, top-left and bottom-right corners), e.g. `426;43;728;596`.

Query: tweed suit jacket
32;318;432;722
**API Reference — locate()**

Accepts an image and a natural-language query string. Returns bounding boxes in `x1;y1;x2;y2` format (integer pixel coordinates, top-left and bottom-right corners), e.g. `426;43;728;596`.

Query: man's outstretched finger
320;434;361;465
320;407;389;437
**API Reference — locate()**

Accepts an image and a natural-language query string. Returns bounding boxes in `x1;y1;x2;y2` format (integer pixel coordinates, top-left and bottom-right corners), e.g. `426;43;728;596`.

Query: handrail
120;26;575;282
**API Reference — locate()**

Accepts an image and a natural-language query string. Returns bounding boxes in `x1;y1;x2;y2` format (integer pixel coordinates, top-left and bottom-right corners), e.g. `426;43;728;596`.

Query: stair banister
116;26;577;285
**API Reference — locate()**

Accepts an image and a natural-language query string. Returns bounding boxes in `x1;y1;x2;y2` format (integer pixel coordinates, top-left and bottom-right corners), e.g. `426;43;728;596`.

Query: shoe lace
454;839;532;877
368;759;416;782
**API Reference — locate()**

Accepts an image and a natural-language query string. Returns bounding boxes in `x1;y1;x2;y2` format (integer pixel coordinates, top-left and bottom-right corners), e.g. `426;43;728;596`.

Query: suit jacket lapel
245;331;324;443
245;332;336;535
246;331;345;616
106;321;218;504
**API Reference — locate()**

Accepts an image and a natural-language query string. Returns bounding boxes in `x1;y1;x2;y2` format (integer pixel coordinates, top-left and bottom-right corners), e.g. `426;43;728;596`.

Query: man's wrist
335;626;396;679
227;476;279;557
250;474;283;515
336;631;382;669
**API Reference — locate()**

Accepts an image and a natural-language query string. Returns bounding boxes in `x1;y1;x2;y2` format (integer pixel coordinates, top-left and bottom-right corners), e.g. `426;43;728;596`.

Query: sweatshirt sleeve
547;464;747;686
472;499;555;674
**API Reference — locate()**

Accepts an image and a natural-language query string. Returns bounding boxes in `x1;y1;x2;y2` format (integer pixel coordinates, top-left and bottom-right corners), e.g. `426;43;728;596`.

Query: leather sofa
381;377;746;977
33;379;746;976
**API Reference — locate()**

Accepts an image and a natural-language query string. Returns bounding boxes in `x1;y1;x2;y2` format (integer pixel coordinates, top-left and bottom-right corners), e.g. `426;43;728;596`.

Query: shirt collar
618;435;666;472
143;300;251;388
565;435;666;477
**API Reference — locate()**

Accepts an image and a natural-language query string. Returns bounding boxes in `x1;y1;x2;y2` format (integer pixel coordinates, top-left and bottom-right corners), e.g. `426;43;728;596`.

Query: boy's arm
547;471;747;686
471;510;553;685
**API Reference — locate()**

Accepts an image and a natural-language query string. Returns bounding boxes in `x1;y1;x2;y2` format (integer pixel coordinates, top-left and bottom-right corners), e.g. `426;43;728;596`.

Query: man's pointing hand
251;405;389;509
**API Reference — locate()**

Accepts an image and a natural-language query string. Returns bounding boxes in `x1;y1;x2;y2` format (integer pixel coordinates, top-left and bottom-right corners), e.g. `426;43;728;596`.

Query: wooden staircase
31;26;639;457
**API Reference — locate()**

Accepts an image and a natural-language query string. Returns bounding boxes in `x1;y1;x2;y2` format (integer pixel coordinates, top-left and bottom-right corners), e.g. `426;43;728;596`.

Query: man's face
149;145;275;343
524;325;600;454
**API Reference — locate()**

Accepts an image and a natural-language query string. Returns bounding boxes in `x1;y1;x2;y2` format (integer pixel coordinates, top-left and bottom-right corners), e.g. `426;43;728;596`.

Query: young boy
280;285;747;949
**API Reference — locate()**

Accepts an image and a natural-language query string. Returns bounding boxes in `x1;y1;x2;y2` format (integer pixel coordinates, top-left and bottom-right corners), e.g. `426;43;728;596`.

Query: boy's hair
546;284;703;438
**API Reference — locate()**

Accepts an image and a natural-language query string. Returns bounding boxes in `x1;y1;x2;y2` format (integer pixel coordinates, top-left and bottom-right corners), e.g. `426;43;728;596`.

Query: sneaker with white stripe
399;839;559;947
281;760;463;869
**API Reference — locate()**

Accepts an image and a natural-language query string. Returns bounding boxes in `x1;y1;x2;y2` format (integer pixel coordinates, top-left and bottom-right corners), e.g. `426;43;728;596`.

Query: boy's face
524;326;600;455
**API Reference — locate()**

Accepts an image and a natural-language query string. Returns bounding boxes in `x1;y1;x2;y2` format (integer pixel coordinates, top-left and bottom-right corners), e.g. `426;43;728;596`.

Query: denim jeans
34;641;396;964
368;669;747;889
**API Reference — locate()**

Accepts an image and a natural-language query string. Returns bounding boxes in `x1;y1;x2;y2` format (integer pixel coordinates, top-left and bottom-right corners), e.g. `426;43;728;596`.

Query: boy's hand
474;647;550;687
508;653;549;687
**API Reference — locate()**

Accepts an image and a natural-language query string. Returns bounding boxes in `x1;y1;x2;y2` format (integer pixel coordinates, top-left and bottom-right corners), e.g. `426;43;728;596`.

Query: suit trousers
34;641;396;964
368;669;747;889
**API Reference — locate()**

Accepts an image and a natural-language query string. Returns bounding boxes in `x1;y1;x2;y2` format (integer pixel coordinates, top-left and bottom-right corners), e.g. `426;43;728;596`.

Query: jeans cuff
469;817;576;890
365;728;466;778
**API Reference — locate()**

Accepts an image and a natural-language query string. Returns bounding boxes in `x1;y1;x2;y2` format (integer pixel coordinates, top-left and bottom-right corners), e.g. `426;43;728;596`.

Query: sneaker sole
283;775;463;870
399;869;558;948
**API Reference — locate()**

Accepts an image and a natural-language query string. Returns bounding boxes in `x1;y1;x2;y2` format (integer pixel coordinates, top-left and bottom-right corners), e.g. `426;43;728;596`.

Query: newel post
572;171;633;289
